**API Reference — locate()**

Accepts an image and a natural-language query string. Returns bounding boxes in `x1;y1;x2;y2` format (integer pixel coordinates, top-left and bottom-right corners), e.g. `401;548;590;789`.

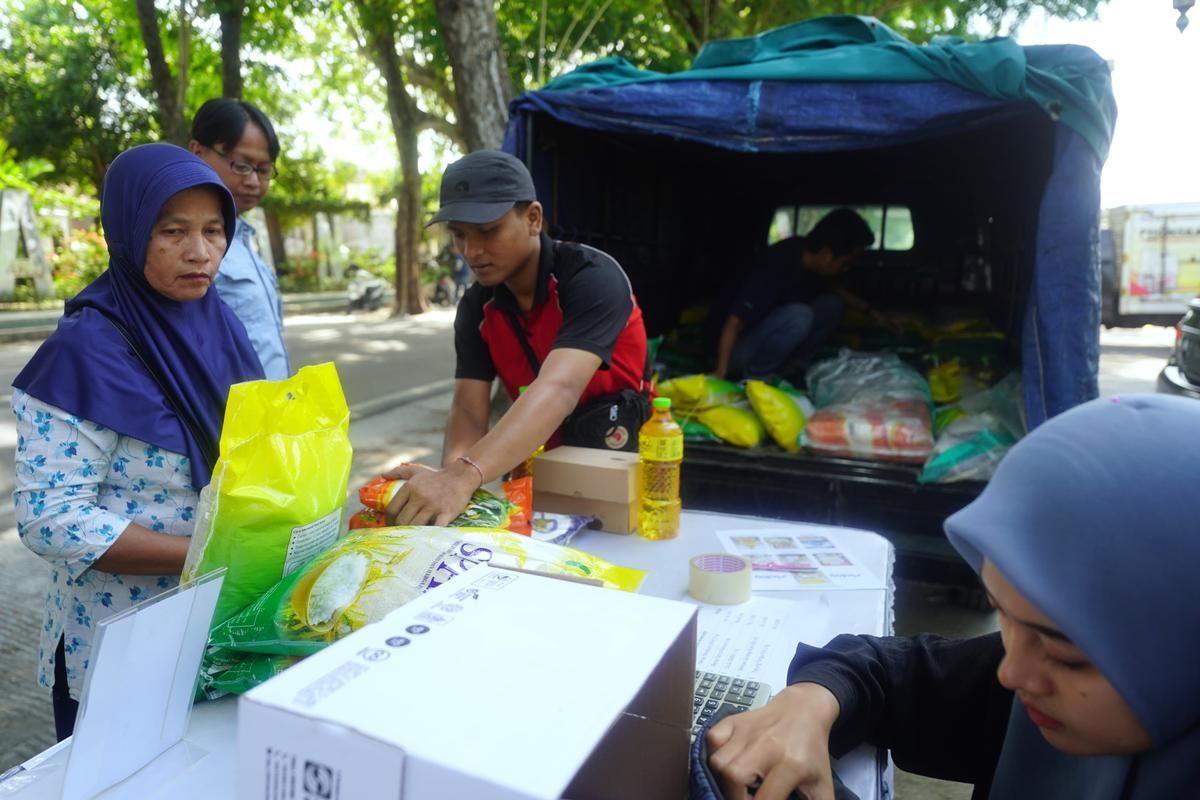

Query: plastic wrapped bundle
206;526;645;659
803;398;934;464
805;350;931;408
919;412;1017;484
802;351;934;464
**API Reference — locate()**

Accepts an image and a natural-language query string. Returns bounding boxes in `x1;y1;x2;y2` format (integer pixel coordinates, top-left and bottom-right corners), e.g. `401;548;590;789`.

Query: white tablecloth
3;511;894;800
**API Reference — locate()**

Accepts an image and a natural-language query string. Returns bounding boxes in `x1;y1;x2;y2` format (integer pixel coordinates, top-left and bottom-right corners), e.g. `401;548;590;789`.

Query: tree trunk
398;118;425;314
218;0;244;99
263;208;286;270
133;0;186;144
367;24;427;315
434;0;512;151
325;212;342;280
177;0;190;118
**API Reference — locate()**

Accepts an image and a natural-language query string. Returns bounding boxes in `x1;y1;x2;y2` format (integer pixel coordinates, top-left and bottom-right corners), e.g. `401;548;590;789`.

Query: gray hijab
945;394;1200;799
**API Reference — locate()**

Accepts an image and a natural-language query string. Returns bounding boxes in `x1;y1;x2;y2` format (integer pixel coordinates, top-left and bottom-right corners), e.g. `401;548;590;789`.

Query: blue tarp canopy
502;16;1117;427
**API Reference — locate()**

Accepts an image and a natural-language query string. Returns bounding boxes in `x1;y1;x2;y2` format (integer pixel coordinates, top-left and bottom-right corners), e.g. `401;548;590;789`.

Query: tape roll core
688;553;752;604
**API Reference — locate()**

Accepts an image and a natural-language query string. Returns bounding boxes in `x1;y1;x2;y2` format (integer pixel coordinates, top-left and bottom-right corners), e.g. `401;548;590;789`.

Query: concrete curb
0;293;350;343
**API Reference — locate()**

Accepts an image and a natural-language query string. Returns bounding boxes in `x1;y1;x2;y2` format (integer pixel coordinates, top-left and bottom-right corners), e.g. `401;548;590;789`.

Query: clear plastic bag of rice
207;526;645;659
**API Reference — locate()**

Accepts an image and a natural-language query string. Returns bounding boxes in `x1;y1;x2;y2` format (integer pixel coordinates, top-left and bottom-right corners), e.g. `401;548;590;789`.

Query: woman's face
190;122;273;214
982;560;1152;756
143;187;227;302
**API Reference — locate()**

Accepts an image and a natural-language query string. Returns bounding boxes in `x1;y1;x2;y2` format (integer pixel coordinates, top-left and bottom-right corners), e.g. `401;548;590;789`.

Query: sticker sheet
716;528;885;591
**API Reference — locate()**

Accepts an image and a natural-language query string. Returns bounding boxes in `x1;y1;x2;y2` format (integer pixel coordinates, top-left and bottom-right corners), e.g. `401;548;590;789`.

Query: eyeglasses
207;146;277;180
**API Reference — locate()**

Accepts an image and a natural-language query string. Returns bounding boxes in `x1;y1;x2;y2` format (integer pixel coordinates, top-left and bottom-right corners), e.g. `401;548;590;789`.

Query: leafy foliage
49;230;109;299
0;0;154;190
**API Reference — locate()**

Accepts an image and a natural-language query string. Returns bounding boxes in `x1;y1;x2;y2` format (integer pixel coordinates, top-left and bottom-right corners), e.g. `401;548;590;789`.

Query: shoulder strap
91;307;219;473
503;308;541;377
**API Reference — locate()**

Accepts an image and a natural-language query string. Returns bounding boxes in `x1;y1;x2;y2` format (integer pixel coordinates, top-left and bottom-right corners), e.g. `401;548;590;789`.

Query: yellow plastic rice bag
657;374;743;412
927;359;963;404
697;404;765;448
745;380;808;452
182;362;353;628
207;526;645;658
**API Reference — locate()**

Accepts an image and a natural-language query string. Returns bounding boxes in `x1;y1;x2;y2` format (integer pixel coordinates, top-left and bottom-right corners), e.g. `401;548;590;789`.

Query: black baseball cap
427;150;537;227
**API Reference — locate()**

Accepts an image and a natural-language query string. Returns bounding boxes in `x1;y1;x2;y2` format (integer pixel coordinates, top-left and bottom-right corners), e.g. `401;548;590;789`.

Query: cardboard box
238;565;697;800
533;446;641;533
533;446;640;503
534;490;639;535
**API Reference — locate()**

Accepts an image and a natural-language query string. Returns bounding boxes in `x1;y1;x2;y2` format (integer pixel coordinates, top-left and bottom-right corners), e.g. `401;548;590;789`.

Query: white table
576;511;895;800
2;511;893;800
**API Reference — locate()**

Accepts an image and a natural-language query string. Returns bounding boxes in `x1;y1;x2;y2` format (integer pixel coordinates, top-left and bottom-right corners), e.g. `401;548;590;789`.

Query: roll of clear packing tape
688;553;752;604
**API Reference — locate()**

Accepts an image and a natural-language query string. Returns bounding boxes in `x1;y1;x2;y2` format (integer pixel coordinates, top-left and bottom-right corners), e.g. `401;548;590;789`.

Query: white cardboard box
237;565;698;799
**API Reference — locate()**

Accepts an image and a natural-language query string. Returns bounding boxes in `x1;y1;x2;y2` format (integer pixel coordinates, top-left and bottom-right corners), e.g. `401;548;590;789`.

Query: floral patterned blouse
12;388;198;699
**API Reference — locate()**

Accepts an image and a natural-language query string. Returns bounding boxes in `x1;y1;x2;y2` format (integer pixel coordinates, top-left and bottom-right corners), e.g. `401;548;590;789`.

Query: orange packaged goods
801;350;935;465
352;473;522;531
804;399;934;464
502;476;533;536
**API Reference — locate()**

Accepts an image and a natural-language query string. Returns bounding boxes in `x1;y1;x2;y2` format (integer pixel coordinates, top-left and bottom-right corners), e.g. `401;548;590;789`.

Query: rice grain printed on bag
208;526;645;658
182;362;353;627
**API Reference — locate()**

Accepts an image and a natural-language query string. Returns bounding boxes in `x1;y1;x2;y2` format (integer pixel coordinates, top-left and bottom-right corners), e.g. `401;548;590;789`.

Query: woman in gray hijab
704;394;1200;800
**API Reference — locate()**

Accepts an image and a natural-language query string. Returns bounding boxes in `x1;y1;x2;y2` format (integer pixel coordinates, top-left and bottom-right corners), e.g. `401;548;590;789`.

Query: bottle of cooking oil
638;397;683;540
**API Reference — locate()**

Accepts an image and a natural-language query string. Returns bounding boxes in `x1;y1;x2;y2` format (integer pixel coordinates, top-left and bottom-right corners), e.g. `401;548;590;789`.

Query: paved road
0;319;1177;772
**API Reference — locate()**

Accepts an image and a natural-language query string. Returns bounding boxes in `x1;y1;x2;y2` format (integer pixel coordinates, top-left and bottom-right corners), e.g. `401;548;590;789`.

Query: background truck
1101;204;1200;328
502;16;1116;593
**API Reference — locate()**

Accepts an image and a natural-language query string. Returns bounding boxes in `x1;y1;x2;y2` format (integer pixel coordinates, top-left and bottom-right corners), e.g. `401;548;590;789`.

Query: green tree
492;0;1107;90
262;147;369;272
336;0;459;314
0;0;153;190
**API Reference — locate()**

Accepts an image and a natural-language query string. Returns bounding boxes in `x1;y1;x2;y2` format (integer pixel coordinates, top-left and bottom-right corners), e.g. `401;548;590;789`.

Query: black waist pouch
560;389;652;452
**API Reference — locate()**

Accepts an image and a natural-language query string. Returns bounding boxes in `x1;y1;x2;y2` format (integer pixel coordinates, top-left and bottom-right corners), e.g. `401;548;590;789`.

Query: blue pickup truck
502;16;1116;592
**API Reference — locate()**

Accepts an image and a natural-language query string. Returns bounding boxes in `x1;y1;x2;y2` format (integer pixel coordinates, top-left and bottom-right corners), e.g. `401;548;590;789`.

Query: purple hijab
13;143;265;488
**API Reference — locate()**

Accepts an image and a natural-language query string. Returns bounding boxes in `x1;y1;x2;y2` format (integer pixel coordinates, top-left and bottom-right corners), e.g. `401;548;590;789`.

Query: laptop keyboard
692;670;770;739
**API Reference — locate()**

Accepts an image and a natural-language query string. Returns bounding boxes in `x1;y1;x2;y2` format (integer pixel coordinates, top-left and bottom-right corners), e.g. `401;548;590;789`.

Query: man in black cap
385;150;650;526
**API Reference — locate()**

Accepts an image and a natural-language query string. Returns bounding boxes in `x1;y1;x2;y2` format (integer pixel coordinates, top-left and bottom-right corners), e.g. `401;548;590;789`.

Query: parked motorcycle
431;274;457;307
347;265;388;312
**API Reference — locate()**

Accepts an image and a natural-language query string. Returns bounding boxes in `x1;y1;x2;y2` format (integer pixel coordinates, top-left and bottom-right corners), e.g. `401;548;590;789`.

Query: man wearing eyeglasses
188;98;291;380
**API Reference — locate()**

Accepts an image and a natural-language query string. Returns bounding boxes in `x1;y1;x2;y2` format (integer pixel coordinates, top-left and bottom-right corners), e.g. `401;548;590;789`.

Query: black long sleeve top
788;632;1013;800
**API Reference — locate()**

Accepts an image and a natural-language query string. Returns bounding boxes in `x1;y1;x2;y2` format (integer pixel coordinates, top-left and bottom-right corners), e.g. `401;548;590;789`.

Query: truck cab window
769;205;914;252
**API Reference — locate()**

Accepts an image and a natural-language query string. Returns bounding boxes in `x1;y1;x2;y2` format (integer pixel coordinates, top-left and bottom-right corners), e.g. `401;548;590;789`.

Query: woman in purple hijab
701;394;1200;800
11;143;264;740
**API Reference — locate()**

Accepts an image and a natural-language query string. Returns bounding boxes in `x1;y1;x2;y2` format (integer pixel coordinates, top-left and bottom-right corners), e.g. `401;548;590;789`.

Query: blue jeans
730;294;845;379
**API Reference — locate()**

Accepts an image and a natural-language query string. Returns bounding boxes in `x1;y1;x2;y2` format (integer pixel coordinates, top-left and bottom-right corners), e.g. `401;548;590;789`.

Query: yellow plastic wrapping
182;362;353;628
657;374;743;412
697;404;766;448
745;380;807;452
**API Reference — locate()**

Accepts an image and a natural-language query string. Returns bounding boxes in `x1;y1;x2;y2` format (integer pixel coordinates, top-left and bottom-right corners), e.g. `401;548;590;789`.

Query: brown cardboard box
534;490;639;535
533;446;640;503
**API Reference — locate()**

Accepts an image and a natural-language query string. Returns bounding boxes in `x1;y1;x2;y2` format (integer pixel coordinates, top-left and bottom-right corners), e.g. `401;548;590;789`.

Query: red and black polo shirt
453;233;649;407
